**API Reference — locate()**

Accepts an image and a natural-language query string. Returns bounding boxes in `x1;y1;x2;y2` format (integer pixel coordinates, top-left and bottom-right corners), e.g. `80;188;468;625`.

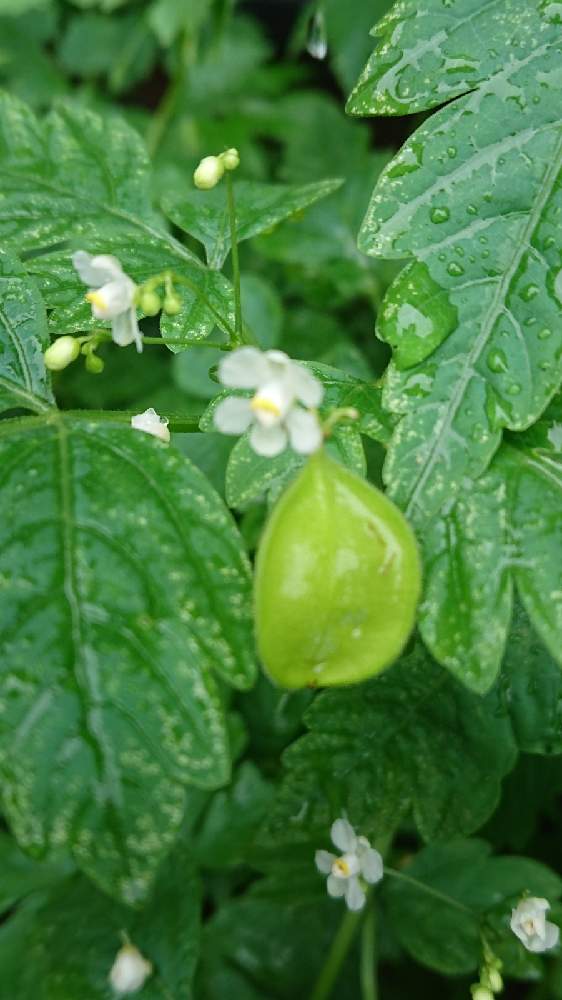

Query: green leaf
0;248;53;413
0;412;254;903
261;643;518;852
419;437;562;691
0;93;236;343
348;0;562;527
323;0;394;94
385;839;562;975
162;178;343;270
189;762;275;868
0;837;201;999
0;831;73;916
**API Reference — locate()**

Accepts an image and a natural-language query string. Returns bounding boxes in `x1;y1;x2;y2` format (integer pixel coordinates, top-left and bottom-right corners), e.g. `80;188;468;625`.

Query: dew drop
487;349;508;373
430;206;450;224
507;382;522;396
447;146;457;158
447;261;465;277
538;327;552;340
520;283;540;301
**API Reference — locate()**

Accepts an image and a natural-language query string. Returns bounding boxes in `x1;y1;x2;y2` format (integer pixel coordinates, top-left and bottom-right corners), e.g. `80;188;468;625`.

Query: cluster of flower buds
137;271;181;319
193;147;240;190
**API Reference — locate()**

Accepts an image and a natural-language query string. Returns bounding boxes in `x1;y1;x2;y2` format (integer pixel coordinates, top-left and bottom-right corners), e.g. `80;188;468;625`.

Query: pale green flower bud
44;336;80;371
85;353;104;374
486;969;503;992
221;147;240;171
140;290;161;316
163;294;181;316
471;987;494;1000
193;155;224;190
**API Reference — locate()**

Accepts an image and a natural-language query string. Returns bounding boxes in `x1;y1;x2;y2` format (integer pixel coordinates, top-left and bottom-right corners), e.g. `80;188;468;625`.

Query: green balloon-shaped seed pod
254;449;422;688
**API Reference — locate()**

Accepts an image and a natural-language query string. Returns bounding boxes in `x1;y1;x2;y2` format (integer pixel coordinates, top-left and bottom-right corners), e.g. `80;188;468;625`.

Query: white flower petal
131;408;170;443
111;308;141;349
218;347;271;389
286;407;323;454
73;250;123;287
345;877;366;912
109;944;152;994
359;846;384;884
544;922;560;950
249;421;288;457
326;874;347;898
91;278;136;320
315;850;335;875
330;818;357;854
289;363;324;407
214;396;253;434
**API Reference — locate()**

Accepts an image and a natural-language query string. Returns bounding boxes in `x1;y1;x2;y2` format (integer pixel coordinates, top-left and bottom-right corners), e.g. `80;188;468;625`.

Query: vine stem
225;171;244;344
310;908;363;1000
360;905;378;1000
383;866;474;915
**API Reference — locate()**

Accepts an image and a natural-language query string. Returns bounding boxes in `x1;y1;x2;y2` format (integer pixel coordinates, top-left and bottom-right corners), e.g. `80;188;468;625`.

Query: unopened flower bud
193;155;224;190
140;290;161;317
109;942;152;994
486;969;503;992
44;336;81;371
471;987;494;1000
85;353;104;374
221;147;240;171
163;294;181;316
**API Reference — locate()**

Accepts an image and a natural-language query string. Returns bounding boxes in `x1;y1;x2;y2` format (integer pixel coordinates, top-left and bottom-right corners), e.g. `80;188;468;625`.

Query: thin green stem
146;34;194;157
383;867;474;916
360;905;378;1000
310;908;363;1000
225;171;243;344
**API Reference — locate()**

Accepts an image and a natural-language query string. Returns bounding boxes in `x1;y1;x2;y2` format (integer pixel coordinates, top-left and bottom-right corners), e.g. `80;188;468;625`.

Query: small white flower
73;251;142;353
109;942;152;994
131;408;170;443
214;347;323;457
510;897;560;953
315;818;383;912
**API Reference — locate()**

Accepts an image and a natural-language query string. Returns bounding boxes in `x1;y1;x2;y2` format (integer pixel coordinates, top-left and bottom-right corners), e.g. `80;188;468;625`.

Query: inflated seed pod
254;450;421;688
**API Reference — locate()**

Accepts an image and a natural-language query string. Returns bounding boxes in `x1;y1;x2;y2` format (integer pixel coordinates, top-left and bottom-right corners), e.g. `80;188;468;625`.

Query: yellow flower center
86;290;106;309
250;395;281;417
333;858;351;877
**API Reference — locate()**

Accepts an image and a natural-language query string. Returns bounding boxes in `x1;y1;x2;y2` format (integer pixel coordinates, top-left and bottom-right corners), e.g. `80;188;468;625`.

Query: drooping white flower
131;408;170;443
315;818;383;912
73;251;142;353
510;897;560;953
109;942;152;994
214;347;323;457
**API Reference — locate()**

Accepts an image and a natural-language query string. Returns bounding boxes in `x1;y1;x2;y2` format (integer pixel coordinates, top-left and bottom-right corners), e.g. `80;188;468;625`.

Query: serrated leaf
349;0;562;526
385;839;562;975
0;248;53;413
0;93;236;343
0;412;254;903
0;838;201;1000
261;642;518;851
162;178;343;270
419;438;562;691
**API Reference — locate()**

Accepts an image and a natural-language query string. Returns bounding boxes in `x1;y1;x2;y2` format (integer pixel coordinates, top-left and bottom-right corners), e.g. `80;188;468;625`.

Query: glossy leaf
261;642;518;850
420;437;562;691
349;1;562;526
386;839;562;975
0;248;53;413
0;831;73;916
0;412;254;903
0;93;236;343
162;178;343;270
0;838;201;1000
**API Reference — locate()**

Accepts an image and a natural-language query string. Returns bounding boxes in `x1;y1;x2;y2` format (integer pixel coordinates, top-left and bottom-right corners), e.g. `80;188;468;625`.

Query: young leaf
348;0;562;526
0;838;201;1000
162;178;343;270
0;248;53;413
0;412;254;903
385;838;562;975
261;642;518;851
0;93;236;343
